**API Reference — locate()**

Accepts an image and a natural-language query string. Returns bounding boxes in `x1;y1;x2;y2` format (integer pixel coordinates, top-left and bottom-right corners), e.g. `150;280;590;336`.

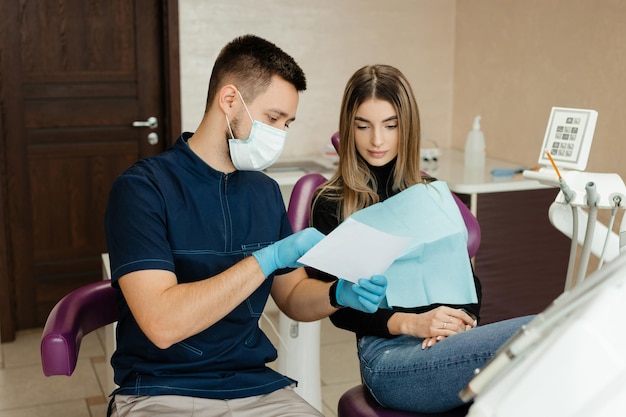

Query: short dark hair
206;34;307;109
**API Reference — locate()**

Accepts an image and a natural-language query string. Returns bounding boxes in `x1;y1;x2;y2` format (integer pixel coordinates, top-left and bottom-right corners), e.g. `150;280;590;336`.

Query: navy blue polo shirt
104;133;295;399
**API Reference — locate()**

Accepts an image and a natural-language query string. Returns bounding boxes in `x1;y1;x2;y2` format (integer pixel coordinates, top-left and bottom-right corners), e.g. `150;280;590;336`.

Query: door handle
132;116;158;129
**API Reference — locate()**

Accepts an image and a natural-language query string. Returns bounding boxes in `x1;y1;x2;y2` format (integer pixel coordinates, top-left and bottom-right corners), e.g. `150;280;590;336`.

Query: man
105;34;387;416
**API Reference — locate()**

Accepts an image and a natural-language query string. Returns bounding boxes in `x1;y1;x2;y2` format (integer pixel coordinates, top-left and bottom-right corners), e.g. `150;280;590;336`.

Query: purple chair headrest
331;132;340;152
287;173;327;233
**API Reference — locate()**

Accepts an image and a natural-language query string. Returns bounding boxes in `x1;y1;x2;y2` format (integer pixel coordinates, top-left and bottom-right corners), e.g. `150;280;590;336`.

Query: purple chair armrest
41;280;119;376
287;173;327;233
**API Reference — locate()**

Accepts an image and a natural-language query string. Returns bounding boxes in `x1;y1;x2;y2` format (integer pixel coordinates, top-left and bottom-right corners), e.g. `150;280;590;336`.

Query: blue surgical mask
226;90;286;171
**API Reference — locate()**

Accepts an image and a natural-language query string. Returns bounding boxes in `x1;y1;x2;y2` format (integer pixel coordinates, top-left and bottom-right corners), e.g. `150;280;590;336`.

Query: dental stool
338;385;470;417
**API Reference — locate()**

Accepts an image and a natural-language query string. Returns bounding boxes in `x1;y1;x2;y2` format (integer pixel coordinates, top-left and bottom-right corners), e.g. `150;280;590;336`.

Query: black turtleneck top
310;158;481;338
312;158;397;236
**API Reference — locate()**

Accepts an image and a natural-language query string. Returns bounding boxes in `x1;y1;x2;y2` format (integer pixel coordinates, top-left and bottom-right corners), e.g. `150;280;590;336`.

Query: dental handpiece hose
621;203;626;254
544;150;575;204
559;177;575;204
544;150;578;290
598;195;621;269
575;181;598;286
554;170;576;289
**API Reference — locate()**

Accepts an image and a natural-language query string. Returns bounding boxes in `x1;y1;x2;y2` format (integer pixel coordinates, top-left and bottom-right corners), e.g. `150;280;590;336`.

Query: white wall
179;0;456;160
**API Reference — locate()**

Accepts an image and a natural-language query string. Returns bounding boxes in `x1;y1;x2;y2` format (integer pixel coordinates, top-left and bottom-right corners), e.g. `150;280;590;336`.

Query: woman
311;65;533;413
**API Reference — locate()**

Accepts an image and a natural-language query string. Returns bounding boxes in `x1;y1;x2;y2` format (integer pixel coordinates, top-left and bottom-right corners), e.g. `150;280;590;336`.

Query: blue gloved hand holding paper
253;227;325;278
336;275;388;313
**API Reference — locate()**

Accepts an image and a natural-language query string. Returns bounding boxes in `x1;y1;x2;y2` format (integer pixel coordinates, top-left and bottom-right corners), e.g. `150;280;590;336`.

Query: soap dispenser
464;115;486;169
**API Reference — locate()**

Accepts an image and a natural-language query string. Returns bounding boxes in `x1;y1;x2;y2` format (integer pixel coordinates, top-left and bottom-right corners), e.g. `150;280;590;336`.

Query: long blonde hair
314;65;423;221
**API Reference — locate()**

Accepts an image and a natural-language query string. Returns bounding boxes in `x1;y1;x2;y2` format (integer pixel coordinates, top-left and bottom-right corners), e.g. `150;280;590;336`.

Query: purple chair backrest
454;195;480;258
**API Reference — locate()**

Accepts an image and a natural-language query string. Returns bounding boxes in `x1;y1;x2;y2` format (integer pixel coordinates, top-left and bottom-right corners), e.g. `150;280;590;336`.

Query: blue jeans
358;315;534;413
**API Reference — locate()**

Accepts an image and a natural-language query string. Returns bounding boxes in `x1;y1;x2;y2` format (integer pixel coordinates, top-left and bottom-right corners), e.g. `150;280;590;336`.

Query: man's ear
218;84;239;116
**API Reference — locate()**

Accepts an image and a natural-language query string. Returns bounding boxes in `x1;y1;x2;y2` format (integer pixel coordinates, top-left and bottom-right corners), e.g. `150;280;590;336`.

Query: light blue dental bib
349;181;477;308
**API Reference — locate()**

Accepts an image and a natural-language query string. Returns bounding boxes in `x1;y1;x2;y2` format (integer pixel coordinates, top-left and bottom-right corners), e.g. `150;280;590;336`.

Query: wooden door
0;0;181;340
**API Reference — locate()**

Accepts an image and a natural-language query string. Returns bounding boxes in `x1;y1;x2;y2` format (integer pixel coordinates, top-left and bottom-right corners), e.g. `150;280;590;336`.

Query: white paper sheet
297;218;412;283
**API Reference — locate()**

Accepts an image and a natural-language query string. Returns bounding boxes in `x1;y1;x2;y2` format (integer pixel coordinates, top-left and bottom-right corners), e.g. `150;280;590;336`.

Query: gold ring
443;322;447;329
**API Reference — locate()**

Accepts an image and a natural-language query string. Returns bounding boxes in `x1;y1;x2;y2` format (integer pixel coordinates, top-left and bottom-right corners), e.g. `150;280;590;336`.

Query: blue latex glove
253;227;325;278
336;275;388;313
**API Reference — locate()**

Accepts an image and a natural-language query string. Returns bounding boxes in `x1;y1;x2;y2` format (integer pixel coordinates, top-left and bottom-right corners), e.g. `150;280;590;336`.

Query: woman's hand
387;306;477;349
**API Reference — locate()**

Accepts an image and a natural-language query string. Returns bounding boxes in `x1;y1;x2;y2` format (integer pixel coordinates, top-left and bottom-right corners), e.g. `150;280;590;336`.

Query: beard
225;111;247;141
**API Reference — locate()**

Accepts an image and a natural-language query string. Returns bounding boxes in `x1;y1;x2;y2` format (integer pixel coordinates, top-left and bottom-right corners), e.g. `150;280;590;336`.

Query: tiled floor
0;312;361;417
